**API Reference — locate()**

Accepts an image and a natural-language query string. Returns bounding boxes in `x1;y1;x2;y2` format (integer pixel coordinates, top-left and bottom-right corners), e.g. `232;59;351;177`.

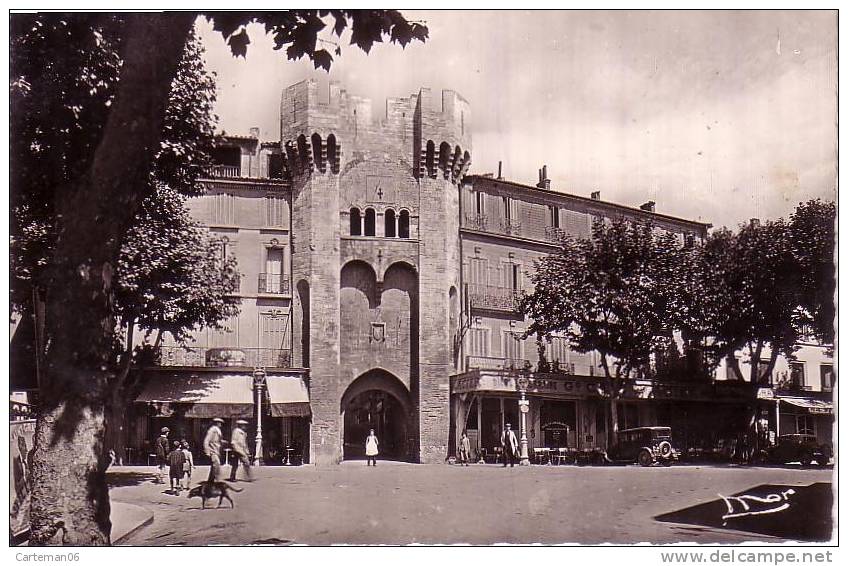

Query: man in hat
229;419;253;482
203;418;224;482
500;423;519;467
155;427;171;483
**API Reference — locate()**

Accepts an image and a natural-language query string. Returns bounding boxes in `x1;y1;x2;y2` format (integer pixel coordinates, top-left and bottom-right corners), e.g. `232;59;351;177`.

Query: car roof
618;427;672;433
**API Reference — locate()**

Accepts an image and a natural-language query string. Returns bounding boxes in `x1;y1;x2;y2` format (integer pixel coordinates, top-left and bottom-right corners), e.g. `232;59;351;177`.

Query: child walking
167;440;186;494
181;441;194;489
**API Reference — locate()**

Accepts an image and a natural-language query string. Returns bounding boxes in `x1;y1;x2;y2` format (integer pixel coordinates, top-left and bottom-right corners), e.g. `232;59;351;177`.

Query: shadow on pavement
107;469;160;487
655;482;833;542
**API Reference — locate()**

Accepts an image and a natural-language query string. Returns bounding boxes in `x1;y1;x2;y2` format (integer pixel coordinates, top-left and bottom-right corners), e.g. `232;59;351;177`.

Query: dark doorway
343;389;407;460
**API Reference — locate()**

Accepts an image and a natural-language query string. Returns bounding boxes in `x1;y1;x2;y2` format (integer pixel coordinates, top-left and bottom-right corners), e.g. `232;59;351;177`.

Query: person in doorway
181;441;194;489
365;429;379;466
155;427;171;483
501;423;518;467
229;419;253;482
167;440;186;494
203;417;224;482
459;432;472;466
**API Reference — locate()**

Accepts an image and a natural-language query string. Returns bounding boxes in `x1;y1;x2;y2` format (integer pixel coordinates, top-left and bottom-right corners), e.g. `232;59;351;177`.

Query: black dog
187;481;243;509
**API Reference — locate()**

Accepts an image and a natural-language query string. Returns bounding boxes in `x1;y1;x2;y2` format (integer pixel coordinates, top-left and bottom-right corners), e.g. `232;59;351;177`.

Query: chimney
497;161;503;180
249;126;260;139
591;190;601;200
536;165;551;190
640;201;656;213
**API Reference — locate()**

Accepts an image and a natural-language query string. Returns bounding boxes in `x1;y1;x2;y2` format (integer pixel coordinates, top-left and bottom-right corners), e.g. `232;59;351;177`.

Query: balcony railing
465;356;597;376
203;165;241;179
466;356;531;371
158;346;292;368
500;221;522;237
468;284;522;312
258;273;291;295
464;214;488;231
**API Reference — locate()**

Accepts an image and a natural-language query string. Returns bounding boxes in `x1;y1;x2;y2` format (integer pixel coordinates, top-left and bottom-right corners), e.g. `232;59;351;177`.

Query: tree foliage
206;10;428;68
115;187;239;347
788;199;836;345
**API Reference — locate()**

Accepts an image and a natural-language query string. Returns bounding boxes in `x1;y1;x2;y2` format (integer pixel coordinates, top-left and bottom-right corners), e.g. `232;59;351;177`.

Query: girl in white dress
365;429;379;466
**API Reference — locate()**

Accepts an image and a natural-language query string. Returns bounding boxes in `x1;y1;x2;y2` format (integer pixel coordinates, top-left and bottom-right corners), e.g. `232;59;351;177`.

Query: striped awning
135;373;254;418
266;375;311;417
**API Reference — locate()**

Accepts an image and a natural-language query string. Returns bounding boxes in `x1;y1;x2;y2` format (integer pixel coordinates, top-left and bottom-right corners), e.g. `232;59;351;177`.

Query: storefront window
796;415;815;436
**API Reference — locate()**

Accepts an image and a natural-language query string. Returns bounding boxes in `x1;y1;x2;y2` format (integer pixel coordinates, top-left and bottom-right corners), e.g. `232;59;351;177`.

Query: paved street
109;462;833;545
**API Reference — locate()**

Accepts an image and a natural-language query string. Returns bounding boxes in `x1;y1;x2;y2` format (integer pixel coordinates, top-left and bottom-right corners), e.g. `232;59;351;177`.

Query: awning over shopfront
135;373;254;418
266;375;311;417
779;397;833;415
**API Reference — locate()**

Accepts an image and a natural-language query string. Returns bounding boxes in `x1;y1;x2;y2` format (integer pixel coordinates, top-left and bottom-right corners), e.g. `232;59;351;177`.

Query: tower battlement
279;79;471;184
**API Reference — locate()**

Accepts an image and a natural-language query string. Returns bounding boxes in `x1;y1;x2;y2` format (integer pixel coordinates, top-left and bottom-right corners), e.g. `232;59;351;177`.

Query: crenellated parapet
417;140;471;183
281;132;342;178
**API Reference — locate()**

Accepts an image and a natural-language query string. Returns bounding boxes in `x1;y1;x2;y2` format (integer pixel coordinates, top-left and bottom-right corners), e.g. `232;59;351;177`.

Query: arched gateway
341;369;413;461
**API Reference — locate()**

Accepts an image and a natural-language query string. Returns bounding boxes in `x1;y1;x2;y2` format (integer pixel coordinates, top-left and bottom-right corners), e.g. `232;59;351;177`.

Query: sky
196;10;837;229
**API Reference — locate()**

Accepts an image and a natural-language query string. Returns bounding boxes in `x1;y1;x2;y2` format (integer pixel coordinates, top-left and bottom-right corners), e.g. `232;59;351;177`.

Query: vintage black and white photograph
7;7;838;550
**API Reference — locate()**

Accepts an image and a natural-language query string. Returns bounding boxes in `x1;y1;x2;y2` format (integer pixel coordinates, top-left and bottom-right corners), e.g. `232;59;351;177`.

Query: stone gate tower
280;79;470;464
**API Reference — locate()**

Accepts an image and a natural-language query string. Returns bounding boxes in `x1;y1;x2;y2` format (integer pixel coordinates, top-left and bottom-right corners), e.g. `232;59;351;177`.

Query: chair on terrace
492;446;503;464
551;447;570;465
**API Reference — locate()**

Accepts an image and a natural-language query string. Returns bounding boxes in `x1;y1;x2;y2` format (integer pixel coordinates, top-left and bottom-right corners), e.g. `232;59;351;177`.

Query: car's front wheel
638;449;653;467
816;456;829;466
799;451;813;467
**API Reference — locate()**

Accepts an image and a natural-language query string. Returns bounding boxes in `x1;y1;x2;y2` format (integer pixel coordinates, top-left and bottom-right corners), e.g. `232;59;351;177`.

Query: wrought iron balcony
258;273;291;295
500;221;522;237
203;165;241;179
464;214;488;231
158;346;292;368
466;356;531;371
468;284;522;313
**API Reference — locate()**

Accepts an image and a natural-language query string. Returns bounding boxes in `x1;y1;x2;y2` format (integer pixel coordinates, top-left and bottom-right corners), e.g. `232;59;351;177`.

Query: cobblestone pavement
109;461;833;546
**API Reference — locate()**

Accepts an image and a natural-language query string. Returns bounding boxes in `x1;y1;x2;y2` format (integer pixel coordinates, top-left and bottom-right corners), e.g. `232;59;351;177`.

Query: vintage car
767;434;832;466
603;426;678;466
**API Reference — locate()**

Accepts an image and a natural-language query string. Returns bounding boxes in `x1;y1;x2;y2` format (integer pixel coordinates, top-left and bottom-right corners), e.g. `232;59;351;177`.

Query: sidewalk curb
111;501;154;545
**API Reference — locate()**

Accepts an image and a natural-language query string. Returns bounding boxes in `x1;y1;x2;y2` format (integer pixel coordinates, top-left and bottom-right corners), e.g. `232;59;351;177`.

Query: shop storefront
451;368;770;462
128;367;311;465
776;394;834;446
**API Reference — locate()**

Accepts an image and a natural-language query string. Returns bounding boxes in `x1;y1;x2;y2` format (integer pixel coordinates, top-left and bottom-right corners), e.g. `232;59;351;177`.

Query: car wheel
658;441;672;459
799;451;813;467
816;456;829;467
638;449;653;467
591;452;606;466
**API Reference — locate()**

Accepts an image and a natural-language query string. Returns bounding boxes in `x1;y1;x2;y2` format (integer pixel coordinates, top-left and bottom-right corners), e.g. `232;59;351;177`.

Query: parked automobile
767;434;832;466
602;426;678;466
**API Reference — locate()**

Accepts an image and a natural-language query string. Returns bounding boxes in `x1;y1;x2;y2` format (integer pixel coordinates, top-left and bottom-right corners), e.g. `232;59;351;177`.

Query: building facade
128;79;832;466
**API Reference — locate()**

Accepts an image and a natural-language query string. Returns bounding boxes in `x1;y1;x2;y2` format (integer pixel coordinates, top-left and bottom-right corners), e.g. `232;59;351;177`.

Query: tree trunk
28;13;195;546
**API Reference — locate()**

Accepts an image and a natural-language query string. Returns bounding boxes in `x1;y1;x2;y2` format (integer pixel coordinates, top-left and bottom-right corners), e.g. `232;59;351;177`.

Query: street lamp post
252;367;266;466
516;373;531;466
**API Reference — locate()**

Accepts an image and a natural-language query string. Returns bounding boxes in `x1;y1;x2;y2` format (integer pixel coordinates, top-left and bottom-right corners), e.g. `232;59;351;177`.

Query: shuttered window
211;193;236;225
